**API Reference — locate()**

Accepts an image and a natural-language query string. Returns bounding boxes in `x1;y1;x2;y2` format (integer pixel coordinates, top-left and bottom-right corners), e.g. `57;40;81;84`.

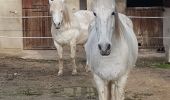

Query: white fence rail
0;16;169;19
0;15;169;39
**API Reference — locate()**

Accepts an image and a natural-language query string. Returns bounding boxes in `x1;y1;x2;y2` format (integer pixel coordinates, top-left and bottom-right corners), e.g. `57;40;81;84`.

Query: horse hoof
85;67;91;72
85;65;91;72
58;71;63;76
86;69;91;73
72;70;77;75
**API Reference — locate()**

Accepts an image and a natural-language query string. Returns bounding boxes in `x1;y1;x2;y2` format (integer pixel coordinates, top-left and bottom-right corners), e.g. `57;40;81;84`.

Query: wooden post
168;48;170;63
163;8;170;63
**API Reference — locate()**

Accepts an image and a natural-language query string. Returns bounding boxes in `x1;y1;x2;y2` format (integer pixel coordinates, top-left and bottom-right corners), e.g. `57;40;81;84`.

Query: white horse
85;0;138;100
49;0;94;76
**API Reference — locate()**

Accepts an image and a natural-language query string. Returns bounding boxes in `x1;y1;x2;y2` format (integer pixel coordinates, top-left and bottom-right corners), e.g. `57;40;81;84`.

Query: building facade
0;0;169;54
0;0;126;50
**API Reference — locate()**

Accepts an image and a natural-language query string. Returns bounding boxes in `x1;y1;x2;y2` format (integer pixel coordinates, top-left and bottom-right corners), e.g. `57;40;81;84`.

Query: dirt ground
0;48;170;100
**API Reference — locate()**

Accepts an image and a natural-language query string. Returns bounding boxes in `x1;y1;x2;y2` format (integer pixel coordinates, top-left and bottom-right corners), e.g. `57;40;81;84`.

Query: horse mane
62;4;71;29
115;5;121;38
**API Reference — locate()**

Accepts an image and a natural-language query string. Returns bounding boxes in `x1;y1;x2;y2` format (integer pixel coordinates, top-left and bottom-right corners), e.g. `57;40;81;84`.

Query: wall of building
87;0;92;10
116;0;126;13
0;0;23;50
163;8;170;62
65;0;80;13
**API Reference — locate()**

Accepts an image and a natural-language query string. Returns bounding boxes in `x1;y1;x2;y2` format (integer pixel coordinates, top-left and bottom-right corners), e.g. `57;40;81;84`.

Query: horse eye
93;12;97;16
111;12;115;15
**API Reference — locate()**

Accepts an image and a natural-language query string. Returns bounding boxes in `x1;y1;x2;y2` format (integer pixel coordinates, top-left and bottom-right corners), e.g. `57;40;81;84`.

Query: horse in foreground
85;0;138;100
49;0;94;76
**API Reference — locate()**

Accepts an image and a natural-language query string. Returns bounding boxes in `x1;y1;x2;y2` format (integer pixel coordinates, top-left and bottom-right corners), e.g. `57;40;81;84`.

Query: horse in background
49;0;94;76
85;0;138;100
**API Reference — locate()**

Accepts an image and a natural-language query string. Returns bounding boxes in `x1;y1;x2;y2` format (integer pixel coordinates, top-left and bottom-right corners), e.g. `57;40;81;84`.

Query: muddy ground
0;49;170;100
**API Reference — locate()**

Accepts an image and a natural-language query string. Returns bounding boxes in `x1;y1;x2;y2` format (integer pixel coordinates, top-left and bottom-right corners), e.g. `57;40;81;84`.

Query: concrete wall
65;0;80;13
87;0;92;10
116;0;126;13
163;8;170;62
0;0;23;50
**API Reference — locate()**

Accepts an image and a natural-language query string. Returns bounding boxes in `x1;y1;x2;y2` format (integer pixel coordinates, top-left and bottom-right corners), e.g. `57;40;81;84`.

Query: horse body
85;0;138;100
49;0;94;76
51;24;80;45
74;10;95;44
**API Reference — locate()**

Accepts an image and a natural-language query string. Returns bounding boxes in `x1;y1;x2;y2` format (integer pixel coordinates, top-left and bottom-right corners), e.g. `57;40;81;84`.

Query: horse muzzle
98;43;111;56
54;22;61;29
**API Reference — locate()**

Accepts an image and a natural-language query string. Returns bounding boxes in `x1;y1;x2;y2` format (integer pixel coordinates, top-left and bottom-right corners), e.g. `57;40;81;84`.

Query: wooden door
22;0;54;50
126;7;163;49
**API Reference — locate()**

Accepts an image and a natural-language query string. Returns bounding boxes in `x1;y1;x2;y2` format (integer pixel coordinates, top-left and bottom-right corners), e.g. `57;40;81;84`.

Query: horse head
92;0;119;56
49;0;66;29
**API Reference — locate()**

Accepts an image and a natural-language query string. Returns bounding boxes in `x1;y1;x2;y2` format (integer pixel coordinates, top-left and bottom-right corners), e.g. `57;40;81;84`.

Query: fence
0;15;169;49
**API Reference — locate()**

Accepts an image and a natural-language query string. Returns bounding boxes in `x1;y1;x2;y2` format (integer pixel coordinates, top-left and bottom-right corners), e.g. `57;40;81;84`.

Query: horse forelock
114;7;121;39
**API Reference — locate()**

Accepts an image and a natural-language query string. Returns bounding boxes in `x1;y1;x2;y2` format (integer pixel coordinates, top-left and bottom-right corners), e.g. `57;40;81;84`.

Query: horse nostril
98;44;102;50
58;23;61;26
106;44;111;50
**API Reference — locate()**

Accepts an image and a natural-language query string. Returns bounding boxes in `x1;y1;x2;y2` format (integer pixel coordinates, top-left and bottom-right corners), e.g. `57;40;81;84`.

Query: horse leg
94;74;109;100
70;40;77;75
113;74;128;100
54;42;63;76
111;83;116;100
83;45;90;72
85;61;90;72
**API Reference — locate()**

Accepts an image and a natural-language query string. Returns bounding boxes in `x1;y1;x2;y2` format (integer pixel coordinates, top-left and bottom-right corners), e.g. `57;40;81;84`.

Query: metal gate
126;7;164;49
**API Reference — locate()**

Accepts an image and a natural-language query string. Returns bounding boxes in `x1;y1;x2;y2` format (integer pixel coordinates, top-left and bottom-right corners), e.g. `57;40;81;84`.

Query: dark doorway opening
164;0;170;7
80;0;87;10
127;0;163;7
